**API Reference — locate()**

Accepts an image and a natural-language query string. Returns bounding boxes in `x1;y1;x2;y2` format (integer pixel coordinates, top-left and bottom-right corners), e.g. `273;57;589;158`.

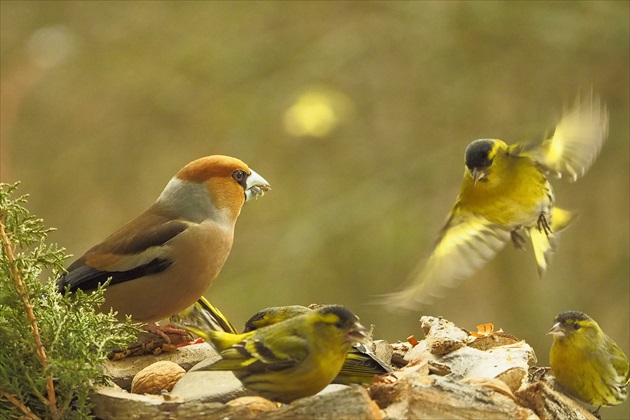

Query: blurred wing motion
170;296;238;334
382;211;510;311
382;93;607;312
529;92;608;181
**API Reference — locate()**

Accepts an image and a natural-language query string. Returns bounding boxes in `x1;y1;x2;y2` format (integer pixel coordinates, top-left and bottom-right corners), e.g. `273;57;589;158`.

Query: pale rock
170;355;253;403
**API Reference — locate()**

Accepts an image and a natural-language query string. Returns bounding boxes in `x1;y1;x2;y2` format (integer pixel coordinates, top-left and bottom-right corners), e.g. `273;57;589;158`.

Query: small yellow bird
175;302;393;385
548;311;629;413
184;305;368;403
242;305;393;385
384;93;608;309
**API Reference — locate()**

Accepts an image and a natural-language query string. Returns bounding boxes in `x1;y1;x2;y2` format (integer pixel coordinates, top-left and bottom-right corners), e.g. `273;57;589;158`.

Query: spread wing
382;209;510;311
528;92;608;181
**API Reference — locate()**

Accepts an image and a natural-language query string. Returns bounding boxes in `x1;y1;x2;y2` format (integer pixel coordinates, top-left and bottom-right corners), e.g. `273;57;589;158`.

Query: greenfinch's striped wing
530;93;608;182
210;334;310;373
383;210;510;310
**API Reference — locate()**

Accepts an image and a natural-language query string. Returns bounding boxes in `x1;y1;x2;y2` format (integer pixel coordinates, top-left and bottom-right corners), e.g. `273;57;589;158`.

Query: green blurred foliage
1;2;628;416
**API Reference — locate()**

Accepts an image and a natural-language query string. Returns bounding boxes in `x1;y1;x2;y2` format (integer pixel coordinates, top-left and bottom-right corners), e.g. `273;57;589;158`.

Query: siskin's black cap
555;310;591;324
318;305;359;328
465;139;495;170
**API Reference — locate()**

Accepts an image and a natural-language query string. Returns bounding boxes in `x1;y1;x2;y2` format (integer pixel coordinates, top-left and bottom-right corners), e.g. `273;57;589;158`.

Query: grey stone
170;355;253;403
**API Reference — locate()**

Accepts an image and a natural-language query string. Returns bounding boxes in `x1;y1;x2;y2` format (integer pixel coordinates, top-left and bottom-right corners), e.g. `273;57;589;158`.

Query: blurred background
1;2;628;416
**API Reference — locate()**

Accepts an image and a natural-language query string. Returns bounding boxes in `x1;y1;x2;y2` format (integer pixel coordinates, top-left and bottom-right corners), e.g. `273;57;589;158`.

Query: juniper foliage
0;183;138;419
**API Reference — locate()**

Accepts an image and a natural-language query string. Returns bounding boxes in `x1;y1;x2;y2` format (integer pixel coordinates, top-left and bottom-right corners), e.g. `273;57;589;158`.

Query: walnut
130;361;185;395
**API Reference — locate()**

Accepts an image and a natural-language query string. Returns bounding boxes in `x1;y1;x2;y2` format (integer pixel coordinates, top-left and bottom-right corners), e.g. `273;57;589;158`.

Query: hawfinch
57;155;270;335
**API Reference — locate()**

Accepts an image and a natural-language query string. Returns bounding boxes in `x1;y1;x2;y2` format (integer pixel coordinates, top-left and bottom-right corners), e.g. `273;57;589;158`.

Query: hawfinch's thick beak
547;322;565;338
245;169;271;201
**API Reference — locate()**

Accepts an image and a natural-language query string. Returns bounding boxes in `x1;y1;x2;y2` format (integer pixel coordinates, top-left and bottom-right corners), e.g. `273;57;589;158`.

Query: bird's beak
547;322;565;338
347;321;370;344
472;168;487;186
245;169;271;201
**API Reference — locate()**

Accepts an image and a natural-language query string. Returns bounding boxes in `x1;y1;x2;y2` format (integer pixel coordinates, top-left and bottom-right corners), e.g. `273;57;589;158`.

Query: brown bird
58;155;270;336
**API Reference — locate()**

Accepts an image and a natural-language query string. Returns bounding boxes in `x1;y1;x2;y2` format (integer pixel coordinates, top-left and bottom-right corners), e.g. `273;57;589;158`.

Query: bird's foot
510;230;527;250
145;323;191;344
537;213;552;236
528;366;551;382
590;407;602;419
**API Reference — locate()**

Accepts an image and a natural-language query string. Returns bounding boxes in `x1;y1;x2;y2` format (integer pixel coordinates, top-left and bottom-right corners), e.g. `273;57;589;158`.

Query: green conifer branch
0;210;58;417
0;182;139;419
0;391;40;420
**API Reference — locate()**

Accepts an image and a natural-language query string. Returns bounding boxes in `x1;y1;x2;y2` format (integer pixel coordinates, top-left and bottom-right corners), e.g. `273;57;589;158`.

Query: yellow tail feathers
180;324;246;352
531;207;574;277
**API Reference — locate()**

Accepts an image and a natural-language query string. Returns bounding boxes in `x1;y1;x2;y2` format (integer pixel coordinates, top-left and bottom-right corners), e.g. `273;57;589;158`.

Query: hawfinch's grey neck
156;178;233;225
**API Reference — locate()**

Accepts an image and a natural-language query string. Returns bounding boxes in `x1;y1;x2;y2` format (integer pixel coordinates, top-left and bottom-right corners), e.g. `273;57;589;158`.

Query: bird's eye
232;170;246;182
572;323;580;330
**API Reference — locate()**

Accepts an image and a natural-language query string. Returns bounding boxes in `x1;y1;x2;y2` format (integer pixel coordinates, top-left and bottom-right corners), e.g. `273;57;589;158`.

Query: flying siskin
384;93;608;310
548;311;629;414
